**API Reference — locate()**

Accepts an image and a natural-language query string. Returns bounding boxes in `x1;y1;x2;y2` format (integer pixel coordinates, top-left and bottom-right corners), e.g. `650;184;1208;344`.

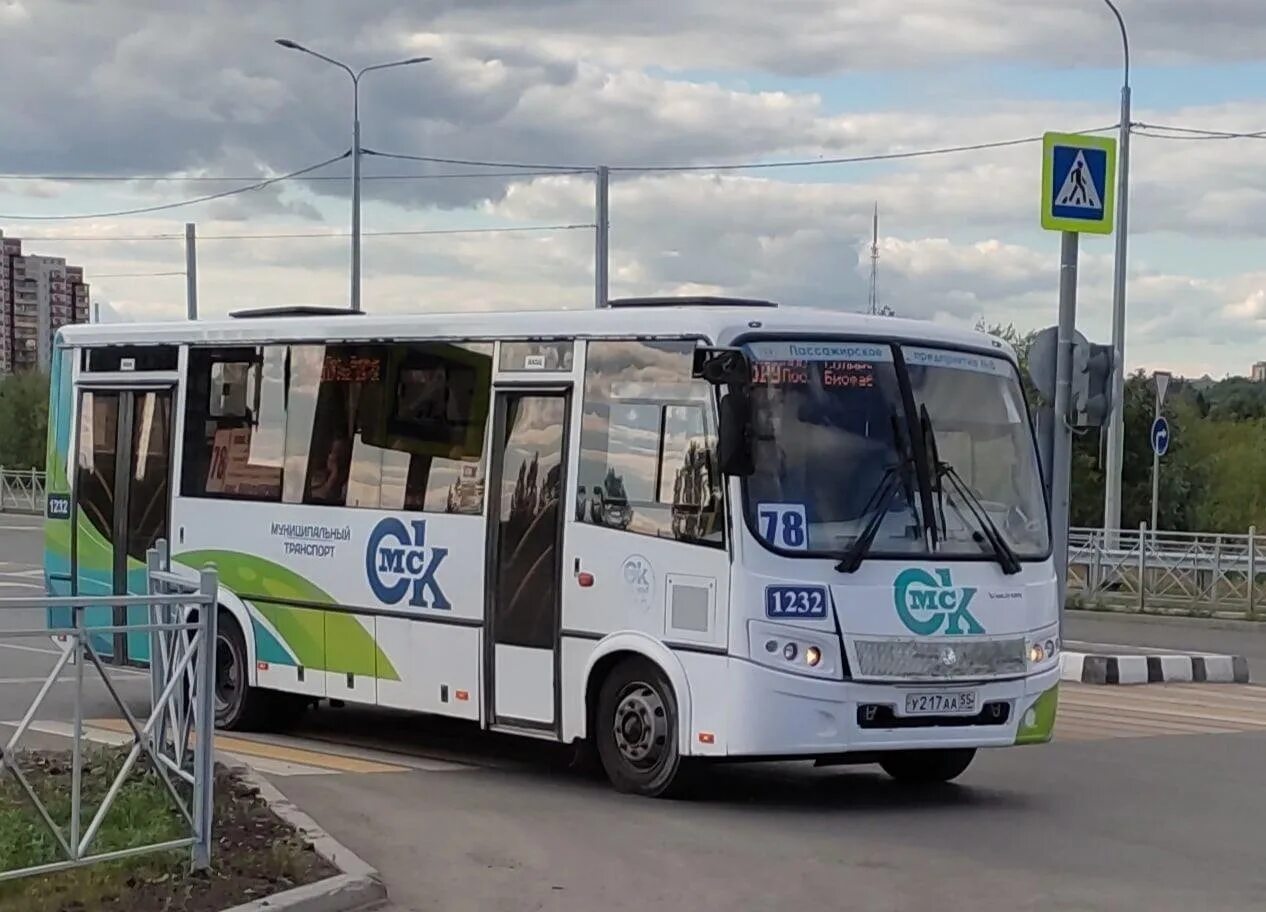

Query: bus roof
57;302;1016;361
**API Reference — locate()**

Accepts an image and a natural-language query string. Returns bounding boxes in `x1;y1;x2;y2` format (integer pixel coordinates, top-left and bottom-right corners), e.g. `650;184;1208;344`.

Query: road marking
1057;683;1266;741
0;642;61;656
88;719;412;775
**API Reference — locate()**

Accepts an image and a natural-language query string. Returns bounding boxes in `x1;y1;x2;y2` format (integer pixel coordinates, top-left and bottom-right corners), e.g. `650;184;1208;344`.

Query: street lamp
1098;1;1132;542
275;39;431;313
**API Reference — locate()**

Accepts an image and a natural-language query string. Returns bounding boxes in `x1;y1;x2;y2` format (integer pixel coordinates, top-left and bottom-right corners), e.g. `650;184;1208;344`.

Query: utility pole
1100;0;1132;545
1149;371;1171;532
868;203;879;315
185;223;198;320
595;166;610;308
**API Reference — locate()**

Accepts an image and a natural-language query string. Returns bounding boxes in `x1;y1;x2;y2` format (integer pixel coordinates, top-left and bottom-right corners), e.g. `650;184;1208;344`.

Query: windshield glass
744;341;926;556
742;340;1049;560
903;346;1048;557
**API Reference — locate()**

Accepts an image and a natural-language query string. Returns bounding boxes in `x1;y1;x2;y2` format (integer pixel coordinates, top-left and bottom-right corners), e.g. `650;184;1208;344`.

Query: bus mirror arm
693;347;750;385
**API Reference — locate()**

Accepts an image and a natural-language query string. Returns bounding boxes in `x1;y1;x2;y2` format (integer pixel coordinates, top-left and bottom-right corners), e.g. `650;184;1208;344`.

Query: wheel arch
581;632;694;755
210;587;257;687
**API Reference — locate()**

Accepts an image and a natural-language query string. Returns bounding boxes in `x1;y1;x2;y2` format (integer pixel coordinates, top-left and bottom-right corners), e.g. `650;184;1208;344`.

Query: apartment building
0;231;91;375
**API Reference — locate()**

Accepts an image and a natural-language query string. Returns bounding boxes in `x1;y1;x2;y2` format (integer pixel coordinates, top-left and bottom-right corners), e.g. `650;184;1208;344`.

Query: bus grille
852;637;1027;680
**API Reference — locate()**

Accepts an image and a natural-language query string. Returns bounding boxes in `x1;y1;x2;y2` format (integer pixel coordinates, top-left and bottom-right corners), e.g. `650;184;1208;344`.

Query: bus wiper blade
941;463;1024;576
834;466;900;573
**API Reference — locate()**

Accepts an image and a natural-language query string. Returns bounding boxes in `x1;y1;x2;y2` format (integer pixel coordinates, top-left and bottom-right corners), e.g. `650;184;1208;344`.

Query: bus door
484;387;571;732
73;384;174;665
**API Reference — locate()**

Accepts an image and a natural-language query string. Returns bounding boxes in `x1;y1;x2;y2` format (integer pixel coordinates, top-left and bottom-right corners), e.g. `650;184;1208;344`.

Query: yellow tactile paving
1056;683;1266;741
88;718;409;775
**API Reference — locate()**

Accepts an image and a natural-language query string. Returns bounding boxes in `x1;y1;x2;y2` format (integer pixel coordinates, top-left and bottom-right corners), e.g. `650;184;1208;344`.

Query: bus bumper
720;658;1061;757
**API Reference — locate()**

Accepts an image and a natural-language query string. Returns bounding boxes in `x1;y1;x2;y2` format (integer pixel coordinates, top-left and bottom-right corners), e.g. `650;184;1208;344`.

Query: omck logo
893;568;983;636
365;518;451;610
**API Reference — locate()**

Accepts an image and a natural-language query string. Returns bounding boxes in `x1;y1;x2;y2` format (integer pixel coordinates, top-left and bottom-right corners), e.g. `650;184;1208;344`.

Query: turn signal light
578;572;595;588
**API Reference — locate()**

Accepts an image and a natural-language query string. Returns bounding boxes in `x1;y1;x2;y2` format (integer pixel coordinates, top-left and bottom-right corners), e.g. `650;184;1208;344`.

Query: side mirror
717;391;754;476
693;347;750;385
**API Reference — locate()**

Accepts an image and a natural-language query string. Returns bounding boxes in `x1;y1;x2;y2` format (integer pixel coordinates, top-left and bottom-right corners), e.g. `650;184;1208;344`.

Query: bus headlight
1026;626;1060;670
748;620;842;679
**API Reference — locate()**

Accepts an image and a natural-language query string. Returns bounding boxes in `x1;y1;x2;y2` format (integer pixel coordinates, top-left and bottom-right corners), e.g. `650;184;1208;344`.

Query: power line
0;153;349;221
1133;122;1266;140
14;223;596;243
0;169;590;183
364;149;585;171
92;271;187;278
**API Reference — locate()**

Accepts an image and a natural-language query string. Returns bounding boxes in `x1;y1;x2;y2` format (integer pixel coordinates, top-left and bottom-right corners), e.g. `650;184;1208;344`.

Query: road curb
221;760;387;912
1061;651;1249;685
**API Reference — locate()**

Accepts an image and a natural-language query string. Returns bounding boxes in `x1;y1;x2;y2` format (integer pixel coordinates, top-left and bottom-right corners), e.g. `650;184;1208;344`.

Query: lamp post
1098;0;1132;544
275;39;431;313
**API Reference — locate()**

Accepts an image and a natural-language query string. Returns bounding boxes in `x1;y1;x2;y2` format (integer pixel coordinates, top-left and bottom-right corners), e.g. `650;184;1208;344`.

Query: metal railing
0;468;44;514
0;544;218;881
1068;525;1265;617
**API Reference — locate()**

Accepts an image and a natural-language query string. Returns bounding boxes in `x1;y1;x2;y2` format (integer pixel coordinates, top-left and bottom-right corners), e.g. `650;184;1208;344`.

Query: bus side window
577;340;724;547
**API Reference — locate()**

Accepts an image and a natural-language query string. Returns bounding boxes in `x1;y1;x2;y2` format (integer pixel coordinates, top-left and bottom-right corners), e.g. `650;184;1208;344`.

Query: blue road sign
1041;132;1117;235
1151;416;1170;457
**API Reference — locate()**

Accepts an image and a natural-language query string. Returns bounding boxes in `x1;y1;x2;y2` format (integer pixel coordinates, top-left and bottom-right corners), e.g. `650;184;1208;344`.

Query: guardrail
1068;525;1265;617
0;544;218;881
0;468;45;514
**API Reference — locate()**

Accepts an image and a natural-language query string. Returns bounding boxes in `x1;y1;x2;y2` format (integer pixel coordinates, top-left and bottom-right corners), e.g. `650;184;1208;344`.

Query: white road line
0;642;60;656
0;581;43;589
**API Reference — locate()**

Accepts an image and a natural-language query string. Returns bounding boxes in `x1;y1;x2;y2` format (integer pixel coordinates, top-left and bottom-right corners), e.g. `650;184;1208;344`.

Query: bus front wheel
878;749;976;784
214;611;272;731
595;658;691;798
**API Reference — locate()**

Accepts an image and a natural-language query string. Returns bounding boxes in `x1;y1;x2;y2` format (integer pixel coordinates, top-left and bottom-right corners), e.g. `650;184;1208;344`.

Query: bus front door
73;386;174;665
484;389;570;732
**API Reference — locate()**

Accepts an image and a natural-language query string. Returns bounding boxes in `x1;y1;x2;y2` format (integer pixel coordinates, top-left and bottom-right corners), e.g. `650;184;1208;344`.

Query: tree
0;371;49;470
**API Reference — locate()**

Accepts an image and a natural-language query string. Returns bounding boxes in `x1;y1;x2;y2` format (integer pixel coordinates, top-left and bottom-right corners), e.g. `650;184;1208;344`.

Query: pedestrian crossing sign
1041;132;1116;234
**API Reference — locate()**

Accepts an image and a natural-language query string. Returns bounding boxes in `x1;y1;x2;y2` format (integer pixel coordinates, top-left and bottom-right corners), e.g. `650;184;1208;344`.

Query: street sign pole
1051;231;1078;619
1149;372;1171;533
1040;131;1116;631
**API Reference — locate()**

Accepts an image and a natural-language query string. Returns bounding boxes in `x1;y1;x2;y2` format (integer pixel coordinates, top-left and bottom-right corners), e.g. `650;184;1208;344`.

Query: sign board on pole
1028;325;1087;402
1041;133;1117;235
1154;370;1171;405
1151;416;1171;457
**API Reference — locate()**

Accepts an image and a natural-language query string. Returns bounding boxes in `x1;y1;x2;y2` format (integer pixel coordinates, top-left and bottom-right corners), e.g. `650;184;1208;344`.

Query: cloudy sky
2;0;1265;377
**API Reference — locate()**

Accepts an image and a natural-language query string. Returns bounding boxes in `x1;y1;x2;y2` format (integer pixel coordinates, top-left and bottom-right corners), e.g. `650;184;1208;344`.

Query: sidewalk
1065;609;1266;681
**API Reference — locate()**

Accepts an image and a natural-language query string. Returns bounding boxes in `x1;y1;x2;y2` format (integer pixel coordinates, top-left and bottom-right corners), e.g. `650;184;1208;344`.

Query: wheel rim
612;681;669;770
214;633;240;716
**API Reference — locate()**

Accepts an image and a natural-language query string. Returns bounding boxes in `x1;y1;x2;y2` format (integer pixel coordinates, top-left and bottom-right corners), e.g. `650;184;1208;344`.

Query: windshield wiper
836;413;917;573
919;405;1023;576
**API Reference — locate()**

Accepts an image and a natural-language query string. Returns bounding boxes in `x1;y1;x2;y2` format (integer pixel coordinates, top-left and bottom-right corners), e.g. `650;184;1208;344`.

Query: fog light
1045;639;1056;658
805;645;822;667
783;642;798;661
1028;642;1045;663
765;639;779;654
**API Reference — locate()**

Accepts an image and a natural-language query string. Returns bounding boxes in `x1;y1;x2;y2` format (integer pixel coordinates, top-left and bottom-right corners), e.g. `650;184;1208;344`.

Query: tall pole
275;40;431;314
1101;0;1131;543
350;80;361;313
185;222;198;320
1052;231;1079;625
595;166;610;308
1150;386;1160;533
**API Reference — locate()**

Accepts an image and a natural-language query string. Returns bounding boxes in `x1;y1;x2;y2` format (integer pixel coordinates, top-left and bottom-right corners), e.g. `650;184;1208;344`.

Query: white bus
44;297;1059;796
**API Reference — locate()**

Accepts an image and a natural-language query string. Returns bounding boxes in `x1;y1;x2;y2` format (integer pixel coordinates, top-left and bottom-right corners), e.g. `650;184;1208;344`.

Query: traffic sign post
1150;371;1172;533
1040;131;1118;623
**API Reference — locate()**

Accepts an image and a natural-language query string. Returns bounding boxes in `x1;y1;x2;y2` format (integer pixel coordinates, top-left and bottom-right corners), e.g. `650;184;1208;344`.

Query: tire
213;611;272;731
595;657;691;798
878;749;976;784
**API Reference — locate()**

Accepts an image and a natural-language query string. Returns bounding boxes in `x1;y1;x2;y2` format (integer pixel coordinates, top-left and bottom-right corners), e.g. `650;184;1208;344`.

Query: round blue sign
1150;416;1171;457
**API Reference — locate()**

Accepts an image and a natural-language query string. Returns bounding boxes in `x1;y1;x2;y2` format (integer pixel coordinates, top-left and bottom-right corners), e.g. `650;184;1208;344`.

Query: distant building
0;231;91;375
1253;362;1266;383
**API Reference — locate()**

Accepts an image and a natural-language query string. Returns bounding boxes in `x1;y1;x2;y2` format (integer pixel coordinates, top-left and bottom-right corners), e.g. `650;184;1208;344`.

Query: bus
43;297;1059;796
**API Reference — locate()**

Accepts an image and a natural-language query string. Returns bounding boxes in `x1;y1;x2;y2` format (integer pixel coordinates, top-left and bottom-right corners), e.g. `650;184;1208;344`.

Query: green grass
0;746;334;911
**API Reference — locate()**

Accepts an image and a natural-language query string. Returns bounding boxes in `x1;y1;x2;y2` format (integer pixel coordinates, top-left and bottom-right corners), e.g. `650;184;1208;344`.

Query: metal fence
0;544;218;881
1068;525;1266;617
0;468;44;514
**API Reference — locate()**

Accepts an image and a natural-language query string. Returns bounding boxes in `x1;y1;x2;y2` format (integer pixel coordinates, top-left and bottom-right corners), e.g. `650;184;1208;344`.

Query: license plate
903;691;977;716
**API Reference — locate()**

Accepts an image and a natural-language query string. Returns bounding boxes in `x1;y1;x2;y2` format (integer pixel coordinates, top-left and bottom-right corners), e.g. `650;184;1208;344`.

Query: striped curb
221;759;388;912
1061;651;1249;685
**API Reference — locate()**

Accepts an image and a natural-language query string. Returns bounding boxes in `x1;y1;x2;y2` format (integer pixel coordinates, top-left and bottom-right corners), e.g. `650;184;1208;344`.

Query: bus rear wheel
214;611;272;731
879;749;976;784
595;658;691;798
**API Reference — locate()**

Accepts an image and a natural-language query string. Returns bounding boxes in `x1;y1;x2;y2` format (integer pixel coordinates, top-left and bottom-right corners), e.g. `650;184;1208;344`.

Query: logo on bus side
366;518;452;610
893;568;983;636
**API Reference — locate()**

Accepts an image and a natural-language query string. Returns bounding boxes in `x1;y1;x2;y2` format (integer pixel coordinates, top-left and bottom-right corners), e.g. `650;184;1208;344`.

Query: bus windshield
742;340;1049;561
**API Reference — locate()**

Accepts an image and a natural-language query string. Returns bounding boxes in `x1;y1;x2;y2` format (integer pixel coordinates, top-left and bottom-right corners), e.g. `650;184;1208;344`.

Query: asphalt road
4;514;1266;910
